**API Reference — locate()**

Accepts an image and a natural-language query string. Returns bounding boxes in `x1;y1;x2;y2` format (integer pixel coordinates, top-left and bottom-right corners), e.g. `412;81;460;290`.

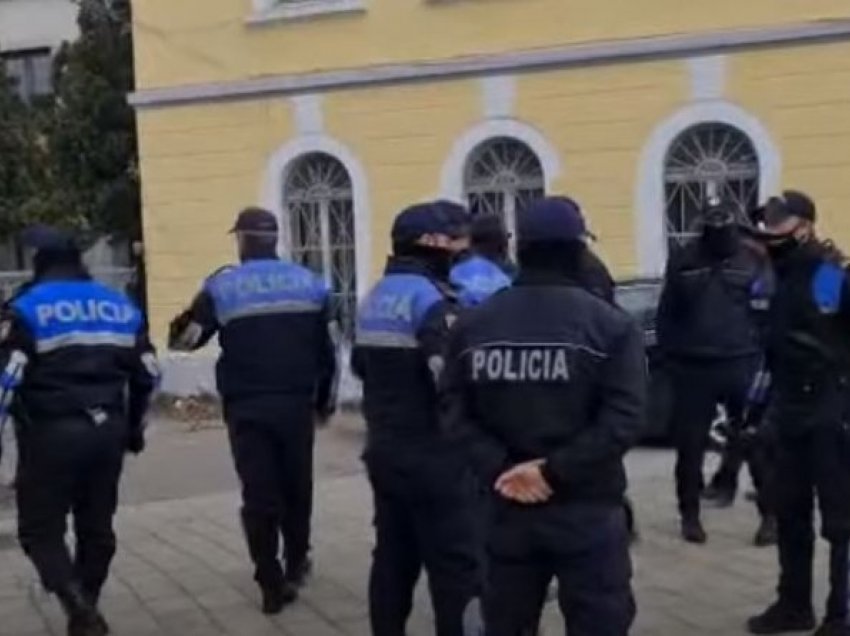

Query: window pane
664;123;760;251
1;48;52;101
284;153;357;340
464;137;545;238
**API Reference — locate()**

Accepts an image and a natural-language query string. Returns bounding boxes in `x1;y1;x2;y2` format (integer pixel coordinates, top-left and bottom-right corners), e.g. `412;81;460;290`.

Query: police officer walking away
450;214;514;307
443;197;646;636
658;202;767;544
748;192;850;636
0;226;159;636
353;202;480;636
169;208;338;614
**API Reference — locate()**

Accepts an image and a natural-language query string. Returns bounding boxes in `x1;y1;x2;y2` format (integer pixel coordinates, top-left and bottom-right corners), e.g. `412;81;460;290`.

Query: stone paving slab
0;448;831;636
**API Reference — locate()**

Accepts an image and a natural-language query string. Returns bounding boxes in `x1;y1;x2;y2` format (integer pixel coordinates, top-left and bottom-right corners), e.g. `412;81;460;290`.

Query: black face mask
765;235;802;261
397;244;454;281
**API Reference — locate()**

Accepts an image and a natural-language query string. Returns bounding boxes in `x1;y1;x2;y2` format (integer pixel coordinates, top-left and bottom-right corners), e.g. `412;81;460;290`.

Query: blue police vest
204;259;328;326
812;261;845;315
356;274;444;349
13;281;142;354
450;255;512;308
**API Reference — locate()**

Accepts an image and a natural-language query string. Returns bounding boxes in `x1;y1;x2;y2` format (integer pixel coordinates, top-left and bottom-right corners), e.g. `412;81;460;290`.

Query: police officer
657;201;767;543
702;219;778;546
353;202;480;636
0;226;158;636
450;214;514;307
442;196;646;636
169;208;338;614
748;192;850;636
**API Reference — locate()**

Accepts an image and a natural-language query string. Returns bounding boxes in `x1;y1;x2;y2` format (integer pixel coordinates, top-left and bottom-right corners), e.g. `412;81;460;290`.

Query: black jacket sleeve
656;257;681;354
314;299;340;416
541;321;647;491
440;316;510;487
168;289;219;351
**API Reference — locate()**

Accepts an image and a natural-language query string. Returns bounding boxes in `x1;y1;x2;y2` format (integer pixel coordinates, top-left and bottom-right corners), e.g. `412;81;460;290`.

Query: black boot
261;582;297;615
814;621;850;636
57;585;109;636
754;516;778;548
747;602;816;634
285;558;313;588
681;516;707;544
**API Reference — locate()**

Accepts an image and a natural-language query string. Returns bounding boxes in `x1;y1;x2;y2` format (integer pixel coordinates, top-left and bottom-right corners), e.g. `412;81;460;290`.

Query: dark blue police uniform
170;209;338;606
657;213;767;540
353;204;480;636
0;227;158;634
753;241;850;633
450;255;513;308
443;198;646;636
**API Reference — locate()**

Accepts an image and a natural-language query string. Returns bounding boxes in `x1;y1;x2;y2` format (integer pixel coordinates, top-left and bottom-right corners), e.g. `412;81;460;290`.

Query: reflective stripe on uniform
218;299;323;325
37;331;136;354
355;330;419;349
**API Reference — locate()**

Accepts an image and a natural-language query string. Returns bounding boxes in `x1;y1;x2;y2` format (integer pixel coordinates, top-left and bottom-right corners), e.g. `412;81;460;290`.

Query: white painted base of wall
159;348;363;404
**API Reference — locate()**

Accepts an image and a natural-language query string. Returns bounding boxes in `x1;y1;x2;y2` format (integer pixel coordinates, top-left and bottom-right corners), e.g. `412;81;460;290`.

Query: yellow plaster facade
132;0;850;360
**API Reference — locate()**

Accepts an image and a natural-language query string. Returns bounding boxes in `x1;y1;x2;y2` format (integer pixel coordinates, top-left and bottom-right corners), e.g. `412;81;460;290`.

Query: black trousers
773;420;850;621
16;415;126;600
365;448;481;636
670;356;759;519
226;399;315;591
484;501;634;636
709;420;776;517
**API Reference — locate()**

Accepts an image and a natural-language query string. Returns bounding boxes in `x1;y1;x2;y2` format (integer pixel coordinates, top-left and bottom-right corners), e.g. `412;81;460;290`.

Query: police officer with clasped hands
442;197;646;636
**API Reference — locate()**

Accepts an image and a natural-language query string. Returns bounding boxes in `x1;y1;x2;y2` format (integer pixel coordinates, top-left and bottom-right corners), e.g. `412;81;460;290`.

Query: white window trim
634;100;781;278
248;0;366;25
260;134;371;303
439;118;562;202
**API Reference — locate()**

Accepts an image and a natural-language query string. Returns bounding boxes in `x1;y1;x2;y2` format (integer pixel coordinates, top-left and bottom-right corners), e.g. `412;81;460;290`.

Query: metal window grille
464;137;545;240
284;153;357;339
664;123;760;251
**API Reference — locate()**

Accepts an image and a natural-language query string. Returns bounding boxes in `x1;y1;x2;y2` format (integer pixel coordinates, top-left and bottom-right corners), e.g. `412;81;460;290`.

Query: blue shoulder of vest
812;261;846;315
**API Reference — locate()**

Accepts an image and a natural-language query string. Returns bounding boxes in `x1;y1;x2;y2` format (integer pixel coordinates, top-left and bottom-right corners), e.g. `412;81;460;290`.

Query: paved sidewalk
0;440;830;635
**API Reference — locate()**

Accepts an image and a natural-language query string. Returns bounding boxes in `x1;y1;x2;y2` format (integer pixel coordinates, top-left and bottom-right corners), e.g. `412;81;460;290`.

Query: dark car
614;278;673;440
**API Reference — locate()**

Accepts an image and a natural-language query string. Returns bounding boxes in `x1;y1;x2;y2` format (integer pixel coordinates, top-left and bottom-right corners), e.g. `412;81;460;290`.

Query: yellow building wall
138;38;850;345
133;0;850;91
728;40;850;243
515;60;688;273
138;99;296;341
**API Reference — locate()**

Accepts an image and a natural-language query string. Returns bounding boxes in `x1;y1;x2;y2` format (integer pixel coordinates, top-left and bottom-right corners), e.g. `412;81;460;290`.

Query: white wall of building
0;0;78;52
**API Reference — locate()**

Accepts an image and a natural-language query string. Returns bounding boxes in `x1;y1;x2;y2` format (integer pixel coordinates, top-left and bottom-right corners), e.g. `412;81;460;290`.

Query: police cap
391;202;467;244
20;224;78;252
518;197;590;244
229;207;279;235
763;190;817;228
471;214;510;243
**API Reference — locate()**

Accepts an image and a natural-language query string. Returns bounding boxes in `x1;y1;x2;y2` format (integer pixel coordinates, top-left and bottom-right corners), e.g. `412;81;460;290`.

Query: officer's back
6;229;152;421
450;214;513;307
170;208;336;411
354;204;463;450
442;197;645;636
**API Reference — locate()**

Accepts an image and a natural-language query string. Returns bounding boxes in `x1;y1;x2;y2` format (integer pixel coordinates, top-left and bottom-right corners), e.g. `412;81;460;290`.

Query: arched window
664;123;760;249
464;137;545;236
284;152;357;339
